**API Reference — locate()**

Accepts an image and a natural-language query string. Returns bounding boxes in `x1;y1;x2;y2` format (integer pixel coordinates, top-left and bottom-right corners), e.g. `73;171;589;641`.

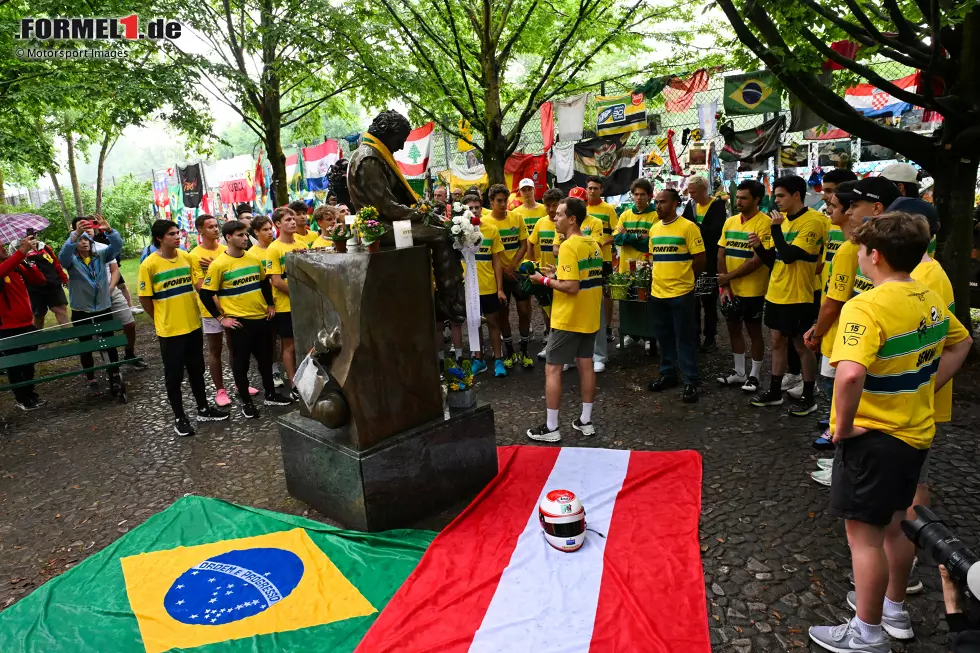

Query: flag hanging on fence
285;154;305;198
177;164;204;208
152;180;169;207
556;93;588;142
719;116;785;167
356;446;709;653
458;120;475;152
394;122;434;178
723;71;780;115
540;102;554;151
0;496;435;653
554;136;641;196
503;153;549;199
844;74;917;117
303;141;340;191
663;69;710;113
596;93;648;137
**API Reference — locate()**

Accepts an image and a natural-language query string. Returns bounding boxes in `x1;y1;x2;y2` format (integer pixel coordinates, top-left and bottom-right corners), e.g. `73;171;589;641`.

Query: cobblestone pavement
1;312;979;653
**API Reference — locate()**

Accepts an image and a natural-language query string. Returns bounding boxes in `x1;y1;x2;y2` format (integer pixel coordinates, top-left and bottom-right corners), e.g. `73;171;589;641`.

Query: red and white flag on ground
357;446;709;653
394;122;434;177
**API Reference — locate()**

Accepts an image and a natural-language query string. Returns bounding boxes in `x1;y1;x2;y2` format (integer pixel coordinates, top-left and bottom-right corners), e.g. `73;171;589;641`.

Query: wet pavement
1;311;978;652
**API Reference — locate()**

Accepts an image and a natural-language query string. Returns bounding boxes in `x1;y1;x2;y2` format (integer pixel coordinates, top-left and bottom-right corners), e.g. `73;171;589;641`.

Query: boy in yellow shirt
585;177;618;343
138;219;229;437
808;213;971;652
462;194;507;377
311;205;338;248
288;200;319;247
267;207;307;399
527;197;603;442
527;189;561;360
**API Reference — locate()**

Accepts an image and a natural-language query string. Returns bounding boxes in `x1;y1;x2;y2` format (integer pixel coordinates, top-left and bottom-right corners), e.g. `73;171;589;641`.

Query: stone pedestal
279;404;497;532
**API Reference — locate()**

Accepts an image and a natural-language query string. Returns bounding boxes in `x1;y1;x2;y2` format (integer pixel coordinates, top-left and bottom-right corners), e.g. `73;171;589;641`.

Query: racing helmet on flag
539;489;586;552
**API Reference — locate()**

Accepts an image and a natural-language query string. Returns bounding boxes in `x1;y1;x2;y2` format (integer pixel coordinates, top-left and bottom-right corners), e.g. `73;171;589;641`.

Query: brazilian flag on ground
0;496;435;653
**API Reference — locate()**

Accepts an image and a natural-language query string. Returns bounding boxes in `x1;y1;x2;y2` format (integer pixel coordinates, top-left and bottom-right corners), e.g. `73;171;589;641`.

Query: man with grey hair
683;175;728;353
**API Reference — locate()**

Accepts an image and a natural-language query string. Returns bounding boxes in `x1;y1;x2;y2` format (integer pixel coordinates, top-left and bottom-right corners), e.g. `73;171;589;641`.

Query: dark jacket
0;250;46;330
683;198;727;275
24;243;68;285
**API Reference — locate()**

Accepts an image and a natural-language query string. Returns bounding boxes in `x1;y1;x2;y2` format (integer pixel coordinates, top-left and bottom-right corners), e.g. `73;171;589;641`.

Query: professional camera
902;505;980;598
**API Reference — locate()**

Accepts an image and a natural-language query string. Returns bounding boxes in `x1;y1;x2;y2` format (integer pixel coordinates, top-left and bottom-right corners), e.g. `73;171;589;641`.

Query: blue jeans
650;291;699;386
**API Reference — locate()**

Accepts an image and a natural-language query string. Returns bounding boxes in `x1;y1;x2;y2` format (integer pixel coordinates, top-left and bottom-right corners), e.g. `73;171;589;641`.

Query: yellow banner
458;120;475;152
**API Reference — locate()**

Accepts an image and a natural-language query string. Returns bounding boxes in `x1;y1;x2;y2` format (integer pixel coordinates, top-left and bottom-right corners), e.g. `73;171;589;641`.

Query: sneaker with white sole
808;620;891;653
562;363;573;371
197;406;230;422
593;359;606;373
811;468;832;487
781;373;802;390
264;393;293;406
787;381;805;399
572;418;596;436
526;423;561;443
717;370;747;386
846;591;914;640
617;335;636;349
537;348;547;360
174;415;195;437
741;376;760;393
816;458;834;470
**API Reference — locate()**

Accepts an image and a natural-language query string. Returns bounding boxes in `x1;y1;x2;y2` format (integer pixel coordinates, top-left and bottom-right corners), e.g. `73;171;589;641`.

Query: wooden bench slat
0;361;131;391
0;335;129;369
0;320;126;351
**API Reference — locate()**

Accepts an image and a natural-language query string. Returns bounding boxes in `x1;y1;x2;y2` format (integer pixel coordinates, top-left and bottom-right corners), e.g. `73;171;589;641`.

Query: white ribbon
462;245;481;354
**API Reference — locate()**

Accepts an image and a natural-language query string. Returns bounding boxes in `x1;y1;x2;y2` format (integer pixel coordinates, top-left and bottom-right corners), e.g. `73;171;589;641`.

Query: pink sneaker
233;385;260;397
215;389;232;407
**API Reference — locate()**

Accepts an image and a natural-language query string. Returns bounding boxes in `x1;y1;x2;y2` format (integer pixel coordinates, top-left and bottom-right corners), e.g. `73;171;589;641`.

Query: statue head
369;110;412;153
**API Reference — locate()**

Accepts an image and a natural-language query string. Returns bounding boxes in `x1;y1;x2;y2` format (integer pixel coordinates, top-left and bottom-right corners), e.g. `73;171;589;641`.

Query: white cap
880;162;919;184
518;178;535;189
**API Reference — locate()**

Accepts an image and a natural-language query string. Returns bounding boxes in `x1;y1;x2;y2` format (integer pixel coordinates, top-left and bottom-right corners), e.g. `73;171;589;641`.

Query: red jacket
0;250;46;330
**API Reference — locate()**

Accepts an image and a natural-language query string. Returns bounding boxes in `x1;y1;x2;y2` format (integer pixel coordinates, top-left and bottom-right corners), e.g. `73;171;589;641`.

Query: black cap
836;176;901;207
888;197;940;237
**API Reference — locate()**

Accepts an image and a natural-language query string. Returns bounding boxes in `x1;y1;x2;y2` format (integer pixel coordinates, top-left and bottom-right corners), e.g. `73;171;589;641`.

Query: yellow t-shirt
312;236;333;248
295;230;319;248
472;222;504;296
511;204;548;238
528;217;557;270
830;280;969;449
648;217;705;299
587;202;619;263
820;240;860;359
485;211;527;268
202;250;269;320
812;212;831;296
765;208;825;305
911;258;957;423
187;243;226;318
266;238;308;313
617;206;659;273
821;224;846;294
137;250;200;338
555;216;603;249
717;212;772;298
551;234;603;334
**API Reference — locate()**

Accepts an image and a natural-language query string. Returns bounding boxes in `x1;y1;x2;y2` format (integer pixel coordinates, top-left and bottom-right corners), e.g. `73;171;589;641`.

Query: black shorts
602;262;614;277
831;430;928;526
502;276;530;303
28;283;67;317
273;311;294;339
726;295;764;322
480;293;501;316
764;300;817;337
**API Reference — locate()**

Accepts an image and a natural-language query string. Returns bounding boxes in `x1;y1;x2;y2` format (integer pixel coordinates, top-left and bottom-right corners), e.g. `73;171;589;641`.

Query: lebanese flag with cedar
394;122;435;177
357;446;709;653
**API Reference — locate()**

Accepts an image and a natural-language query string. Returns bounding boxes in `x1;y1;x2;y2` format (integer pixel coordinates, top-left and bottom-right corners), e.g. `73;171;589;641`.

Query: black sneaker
526;423;561;443
741;376;760;393
87;381;103;398
648;376;679;392
241;402;260;419
788;398;818;417
698;339;717;353
264;393;292;406
682;385;700;403
15;397;39;411
571;418;596;436
606;328;616;343
126;357;149;370
272;371;284;388
174;415;195;437
750;389;783;407
197;406;230;422
289;388;300;403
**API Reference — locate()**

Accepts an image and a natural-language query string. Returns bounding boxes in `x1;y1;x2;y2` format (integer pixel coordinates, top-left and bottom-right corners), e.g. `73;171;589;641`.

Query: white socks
546;408;559;431
750;359;763;378
851;616;883;641
883;596;905;617
733;353;745;376
581;402;593;424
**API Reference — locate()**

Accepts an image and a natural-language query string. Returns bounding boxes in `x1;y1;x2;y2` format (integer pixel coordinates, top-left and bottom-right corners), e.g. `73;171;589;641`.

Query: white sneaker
787;381;805;399
811;468;832;487
562;363;573;372
527;424;561;442
572;418;596;436
816;458;833;470
644;339;651;352
537;348;547;360
781;374;802;390
717;370;747;386
129;305;145;314
618;335;636;349
593;359;606;373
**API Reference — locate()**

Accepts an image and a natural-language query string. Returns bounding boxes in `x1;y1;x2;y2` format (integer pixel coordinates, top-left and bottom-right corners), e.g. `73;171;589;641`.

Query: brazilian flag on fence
0;496;435;653
723;71;781;115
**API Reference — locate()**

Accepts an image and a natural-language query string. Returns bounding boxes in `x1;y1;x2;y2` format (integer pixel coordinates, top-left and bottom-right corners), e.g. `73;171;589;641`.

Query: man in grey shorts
525;196;603;443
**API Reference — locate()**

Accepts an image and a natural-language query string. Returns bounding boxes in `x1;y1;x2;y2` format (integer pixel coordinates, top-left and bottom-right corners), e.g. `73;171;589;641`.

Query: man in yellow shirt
200;220;293;419
511;178;548;243
716;180;771;393
748;175;824;416
645;189;705;403
268;207;307;399
808;213;971;652
188;213;240;407
585;177;619;344
486;184;534;369
817;170;857;293
311;205;338;248
527;197;603;442
289;200;319;247
462;194;507;377
138;219;229;437
527;189;562;361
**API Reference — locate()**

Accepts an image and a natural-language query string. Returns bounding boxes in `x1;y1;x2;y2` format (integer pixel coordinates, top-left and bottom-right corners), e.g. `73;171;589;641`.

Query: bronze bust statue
347;110;465;322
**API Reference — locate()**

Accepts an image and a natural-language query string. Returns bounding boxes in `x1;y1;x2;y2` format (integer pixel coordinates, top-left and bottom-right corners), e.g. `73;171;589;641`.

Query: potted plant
632;263;651;301
355;206;386;252
444;358;477;409
329;222;353;253
606;271;631;301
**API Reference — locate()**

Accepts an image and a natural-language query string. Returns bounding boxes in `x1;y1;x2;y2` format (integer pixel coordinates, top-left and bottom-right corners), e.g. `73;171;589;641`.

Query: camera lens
903;506;980;596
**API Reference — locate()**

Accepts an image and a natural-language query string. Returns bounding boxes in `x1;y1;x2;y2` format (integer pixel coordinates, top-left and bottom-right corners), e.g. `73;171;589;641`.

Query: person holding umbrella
0;233;47;410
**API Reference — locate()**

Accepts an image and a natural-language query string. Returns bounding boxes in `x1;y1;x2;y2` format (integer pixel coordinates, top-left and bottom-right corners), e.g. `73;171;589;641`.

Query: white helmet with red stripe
539;489;586;552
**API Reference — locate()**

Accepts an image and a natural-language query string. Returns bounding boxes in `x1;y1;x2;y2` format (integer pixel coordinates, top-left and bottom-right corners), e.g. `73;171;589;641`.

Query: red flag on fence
664;69;710;113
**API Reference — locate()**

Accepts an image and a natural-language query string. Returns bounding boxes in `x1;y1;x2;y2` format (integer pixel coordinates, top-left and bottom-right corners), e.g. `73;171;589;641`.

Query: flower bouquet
355;206;386;252
329;222;353;253
444;358;477;409
632;262;651;301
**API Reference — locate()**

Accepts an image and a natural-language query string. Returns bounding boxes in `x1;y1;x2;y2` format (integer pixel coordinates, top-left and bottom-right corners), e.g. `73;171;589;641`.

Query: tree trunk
64;129;83;217
933;152;979;330
266;124;287;209
0;167;5;205
47;166;71;227
95;131;113;215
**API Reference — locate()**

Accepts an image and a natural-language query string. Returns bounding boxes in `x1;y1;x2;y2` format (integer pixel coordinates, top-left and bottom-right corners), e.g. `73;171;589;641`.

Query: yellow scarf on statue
362;132;420;201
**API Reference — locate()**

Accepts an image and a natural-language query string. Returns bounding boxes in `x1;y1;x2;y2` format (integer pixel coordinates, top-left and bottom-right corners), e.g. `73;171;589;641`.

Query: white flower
451;225;462;234
452;202;463;212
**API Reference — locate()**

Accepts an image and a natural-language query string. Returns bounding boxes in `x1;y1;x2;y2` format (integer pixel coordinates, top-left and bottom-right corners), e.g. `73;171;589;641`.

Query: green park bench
0;319;138;404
